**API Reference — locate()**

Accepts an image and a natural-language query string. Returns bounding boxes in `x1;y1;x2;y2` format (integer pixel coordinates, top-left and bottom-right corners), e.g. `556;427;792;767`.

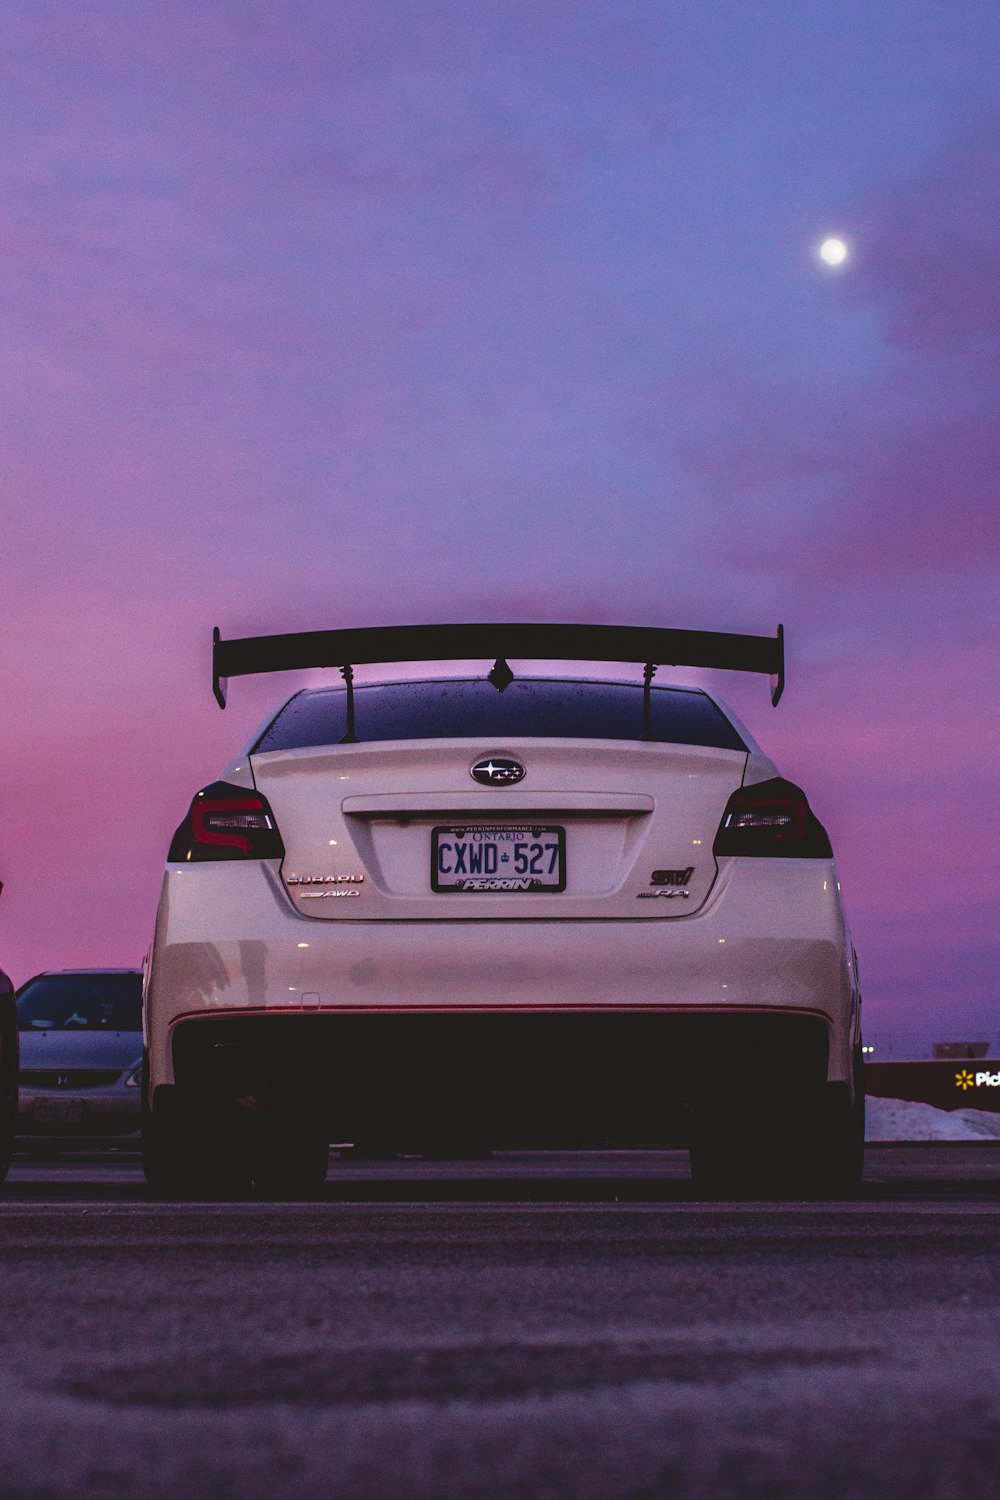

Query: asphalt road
1;1147;999;1499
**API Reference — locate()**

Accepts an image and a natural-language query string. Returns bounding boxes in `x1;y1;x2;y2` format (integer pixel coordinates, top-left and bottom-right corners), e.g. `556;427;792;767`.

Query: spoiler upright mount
212;621;785;720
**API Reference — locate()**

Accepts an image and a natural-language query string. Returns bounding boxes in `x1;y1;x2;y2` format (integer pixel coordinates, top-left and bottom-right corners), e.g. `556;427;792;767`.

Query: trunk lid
250;738;748;921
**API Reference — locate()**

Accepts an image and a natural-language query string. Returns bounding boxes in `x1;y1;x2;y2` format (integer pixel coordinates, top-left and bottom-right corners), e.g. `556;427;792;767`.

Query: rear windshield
254;678;746;753
16;973;142;1032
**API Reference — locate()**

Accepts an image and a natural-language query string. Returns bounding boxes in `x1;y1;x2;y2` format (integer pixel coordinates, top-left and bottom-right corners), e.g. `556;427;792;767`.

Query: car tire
249;1121;329;1198
141;1065;252;1199
688;1114;770;1198
24;1141;62;1161
339;1141;400;1160
690;1056;865;1201
421;1143;494;1162
814;1043;866;1197
0;1109;14;1183
0;988;16;1185
142;1113;253;1199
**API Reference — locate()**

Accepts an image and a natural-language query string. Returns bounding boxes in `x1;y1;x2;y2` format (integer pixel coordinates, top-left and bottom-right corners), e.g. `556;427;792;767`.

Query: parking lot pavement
5;1142;1000;1199
0;1146;998;1498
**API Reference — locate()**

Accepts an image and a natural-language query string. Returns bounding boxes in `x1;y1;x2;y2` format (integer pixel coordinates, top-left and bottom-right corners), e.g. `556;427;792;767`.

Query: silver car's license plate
34;1097;84;1124
432;824;566;893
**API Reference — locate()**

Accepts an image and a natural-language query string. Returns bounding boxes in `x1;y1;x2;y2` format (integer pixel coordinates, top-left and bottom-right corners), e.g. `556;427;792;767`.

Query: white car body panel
251;738;751;920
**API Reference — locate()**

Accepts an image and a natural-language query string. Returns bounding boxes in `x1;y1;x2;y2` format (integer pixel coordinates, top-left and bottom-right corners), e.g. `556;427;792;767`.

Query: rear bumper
146;856;859;1095
158;1008;831;1149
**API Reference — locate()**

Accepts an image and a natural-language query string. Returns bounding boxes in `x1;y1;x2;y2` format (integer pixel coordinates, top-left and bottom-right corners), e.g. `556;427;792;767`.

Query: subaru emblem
471;757;526;786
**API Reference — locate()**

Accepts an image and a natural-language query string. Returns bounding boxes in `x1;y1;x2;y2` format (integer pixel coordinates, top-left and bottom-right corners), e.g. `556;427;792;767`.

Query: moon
818;236;849;267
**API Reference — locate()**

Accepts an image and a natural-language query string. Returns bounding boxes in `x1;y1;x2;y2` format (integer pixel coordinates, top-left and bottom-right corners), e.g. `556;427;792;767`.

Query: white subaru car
143;623;864;1196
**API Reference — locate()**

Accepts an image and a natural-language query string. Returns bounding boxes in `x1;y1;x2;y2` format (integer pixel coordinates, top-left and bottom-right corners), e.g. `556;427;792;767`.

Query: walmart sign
956;1069;1000;1091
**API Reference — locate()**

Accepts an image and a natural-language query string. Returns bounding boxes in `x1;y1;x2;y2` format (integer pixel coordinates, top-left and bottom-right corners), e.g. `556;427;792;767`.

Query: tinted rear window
254;679;746;753
16;973;142;1032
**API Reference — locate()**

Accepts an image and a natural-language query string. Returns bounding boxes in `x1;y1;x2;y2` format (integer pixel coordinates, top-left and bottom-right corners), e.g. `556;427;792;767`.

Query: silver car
17;970;143;1153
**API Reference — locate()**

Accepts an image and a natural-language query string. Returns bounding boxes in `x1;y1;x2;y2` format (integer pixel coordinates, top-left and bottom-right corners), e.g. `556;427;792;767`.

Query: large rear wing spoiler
212;621;785;724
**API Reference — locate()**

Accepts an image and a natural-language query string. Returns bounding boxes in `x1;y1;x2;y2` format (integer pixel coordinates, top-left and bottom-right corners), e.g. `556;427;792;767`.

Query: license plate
34;1097;83;1124
432;824;566;893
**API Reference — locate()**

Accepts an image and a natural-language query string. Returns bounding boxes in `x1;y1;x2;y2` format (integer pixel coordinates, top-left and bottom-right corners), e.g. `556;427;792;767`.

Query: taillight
168;781;285;863
713;777;832;859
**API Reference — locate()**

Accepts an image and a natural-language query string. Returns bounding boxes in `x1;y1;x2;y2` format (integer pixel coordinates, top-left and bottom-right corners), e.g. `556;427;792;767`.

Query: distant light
818;236;849;267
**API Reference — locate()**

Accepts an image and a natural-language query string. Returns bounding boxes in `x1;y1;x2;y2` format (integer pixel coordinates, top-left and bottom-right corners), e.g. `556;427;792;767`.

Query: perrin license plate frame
432;824;566;893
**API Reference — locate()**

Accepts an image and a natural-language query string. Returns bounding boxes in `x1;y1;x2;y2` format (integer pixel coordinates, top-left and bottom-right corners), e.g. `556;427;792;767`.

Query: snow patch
866;1095;1000;1141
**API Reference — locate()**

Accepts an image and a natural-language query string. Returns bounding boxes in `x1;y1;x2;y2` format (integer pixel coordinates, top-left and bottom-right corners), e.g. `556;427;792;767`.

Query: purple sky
3;2;998;1052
